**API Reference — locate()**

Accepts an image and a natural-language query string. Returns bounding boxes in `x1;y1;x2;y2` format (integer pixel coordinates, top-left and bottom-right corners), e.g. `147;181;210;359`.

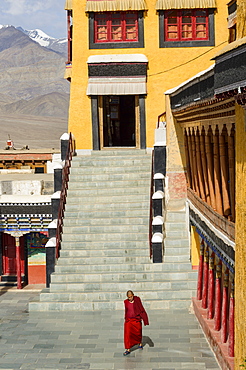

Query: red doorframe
2;233;25;276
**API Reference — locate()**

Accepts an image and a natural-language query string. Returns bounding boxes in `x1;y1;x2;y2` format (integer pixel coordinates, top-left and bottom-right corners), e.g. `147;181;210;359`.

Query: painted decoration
27;232;48;265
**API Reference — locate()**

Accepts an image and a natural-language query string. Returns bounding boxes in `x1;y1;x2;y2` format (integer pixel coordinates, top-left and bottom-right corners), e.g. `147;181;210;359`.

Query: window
95;12;138;43
159;8;215;48
165;9;208;41
89;11;144;49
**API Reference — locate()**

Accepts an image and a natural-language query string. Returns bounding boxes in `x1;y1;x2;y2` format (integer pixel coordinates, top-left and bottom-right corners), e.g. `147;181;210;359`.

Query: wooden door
2;234;25;275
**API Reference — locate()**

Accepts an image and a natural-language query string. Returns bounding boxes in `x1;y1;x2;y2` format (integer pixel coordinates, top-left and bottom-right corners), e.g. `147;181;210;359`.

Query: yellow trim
155;0;216;10
65;0;73;10
85;0;147;12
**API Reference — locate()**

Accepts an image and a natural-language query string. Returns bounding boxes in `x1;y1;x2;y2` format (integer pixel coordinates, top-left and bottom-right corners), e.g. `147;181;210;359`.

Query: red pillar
221;269;229;343
197;240;204;300
214;262;222;331
228;279;235;357
202;246;209;309
15;236;22;289
207;253;215;319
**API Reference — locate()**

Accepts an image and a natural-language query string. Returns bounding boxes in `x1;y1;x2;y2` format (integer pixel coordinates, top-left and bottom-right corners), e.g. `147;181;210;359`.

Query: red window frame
164;9;209;42
94;12;138;43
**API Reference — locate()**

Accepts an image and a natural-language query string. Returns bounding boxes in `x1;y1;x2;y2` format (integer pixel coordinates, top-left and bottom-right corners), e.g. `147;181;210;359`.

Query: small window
165;9;209;41
159;8;215;48
95;12;138;43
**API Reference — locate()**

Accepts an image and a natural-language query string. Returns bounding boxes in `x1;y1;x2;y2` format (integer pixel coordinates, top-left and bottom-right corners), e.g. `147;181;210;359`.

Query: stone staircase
29;150;197;311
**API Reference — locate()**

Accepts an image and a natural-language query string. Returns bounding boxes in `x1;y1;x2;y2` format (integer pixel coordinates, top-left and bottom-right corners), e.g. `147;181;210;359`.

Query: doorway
2;233;25;276
101;95;138;148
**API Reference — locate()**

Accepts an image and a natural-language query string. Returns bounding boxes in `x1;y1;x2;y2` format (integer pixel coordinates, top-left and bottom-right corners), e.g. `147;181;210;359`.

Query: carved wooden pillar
213;126;223;215
214;261;222;331
187;128;195;191
221;268;229;343
204;128;216;210
228;125;235;221
202;246;209;309
219;127;231;217
184;128;192;188
197;240;204;300
207;252;215;319
191;128;200;196
195;129;206;201
200;128;211;205
228;277;235;357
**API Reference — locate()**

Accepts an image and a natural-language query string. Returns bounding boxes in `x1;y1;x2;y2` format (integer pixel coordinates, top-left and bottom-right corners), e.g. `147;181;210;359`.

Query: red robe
124;296;149;349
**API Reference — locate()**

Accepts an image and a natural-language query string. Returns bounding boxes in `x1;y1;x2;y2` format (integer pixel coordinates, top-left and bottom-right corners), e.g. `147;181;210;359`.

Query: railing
56;133;75;259
149;149;154;259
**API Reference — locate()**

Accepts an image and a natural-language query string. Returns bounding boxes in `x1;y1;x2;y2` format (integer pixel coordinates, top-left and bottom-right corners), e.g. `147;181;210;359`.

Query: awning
64;0;73;10
85;0;147;12
87;77;147;95
155;0;216;10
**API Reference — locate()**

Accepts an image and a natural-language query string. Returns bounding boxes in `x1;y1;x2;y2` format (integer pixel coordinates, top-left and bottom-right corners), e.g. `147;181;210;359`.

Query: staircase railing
56;133;75;259
149;149;154;259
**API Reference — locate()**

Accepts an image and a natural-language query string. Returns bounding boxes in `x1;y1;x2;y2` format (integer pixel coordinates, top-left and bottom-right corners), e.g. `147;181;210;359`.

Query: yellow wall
68;0;228;150
190;226;200;268
235;103;246;369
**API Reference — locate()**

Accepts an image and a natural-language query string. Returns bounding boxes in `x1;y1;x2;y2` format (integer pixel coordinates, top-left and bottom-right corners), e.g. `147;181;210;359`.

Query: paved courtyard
0;289;220;370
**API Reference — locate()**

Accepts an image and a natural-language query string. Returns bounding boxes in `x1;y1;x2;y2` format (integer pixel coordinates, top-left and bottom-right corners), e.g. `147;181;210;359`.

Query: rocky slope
0;26;69;117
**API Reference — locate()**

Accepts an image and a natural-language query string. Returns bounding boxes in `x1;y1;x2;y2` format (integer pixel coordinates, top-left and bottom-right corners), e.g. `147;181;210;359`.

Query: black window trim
89;11;144;49
159;8;215;48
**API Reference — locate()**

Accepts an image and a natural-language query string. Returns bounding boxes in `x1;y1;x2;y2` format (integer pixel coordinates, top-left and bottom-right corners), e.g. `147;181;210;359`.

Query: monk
123;290;149;356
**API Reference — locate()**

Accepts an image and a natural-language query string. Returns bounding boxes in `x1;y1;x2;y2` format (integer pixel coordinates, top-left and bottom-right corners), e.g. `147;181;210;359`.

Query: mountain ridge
0;26;69;118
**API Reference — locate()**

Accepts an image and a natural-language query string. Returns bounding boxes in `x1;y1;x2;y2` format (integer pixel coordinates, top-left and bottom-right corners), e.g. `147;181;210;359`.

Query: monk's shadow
130;336;154;352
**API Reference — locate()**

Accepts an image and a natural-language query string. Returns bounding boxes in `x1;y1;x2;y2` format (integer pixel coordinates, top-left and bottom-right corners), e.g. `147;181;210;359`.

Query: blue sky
0;0;67;38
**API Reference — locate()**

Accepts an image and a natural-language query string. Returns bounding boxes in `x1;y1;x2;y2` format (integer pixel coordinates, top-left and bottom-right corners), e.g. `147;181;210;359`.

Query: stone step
165;212;186;222
50;271;197;284
59;244;189;256
59;248;149;258
56;255;150;264
40;289;195;303
66;194;149;204
29;297;193;311
90;149;147;156
65;202;149;211
165;222;187;231
63;217;149;226
164;255;191;263
70;166;150;175
67;187;148;197
61;233;148;242
49;279;197;293
69;173;150;181
68;179;149;189
165;230;189;239
64;209;149;218
55;262;194;273
60;240;149;249
62;224;148;234
71;158;151;167
164;238;190;247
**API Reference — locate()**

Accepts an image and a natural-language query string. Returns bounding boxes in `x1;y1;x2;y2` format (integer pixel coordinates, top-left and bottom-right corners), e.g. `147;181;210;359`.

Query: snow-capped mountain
16;26;67;55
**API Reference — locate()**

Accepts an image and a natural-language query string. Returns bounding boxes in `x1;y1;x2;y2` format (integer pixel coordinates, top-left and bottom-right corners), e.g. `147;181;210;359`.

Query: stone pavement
0;289;220;370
